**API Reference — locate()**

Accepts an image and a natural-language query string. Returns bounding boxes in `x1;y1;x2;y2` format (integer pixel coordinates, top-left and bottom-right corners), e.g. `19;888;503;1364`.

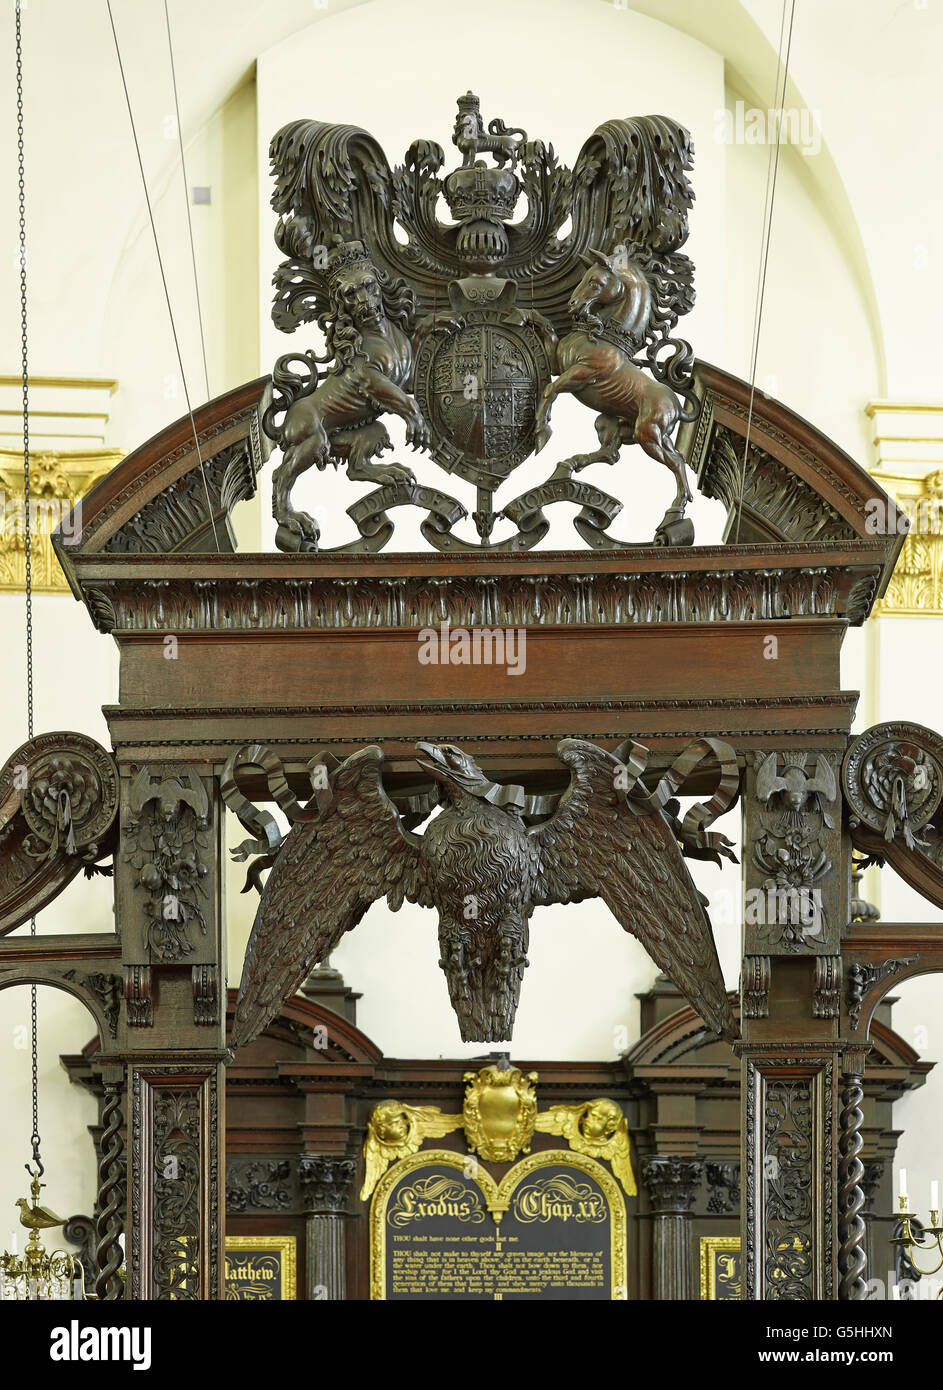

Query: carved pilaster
127;1062;224;1300
642;1156;701;1301
742;1052;836;1300
117;765;227;1050
743;750;844;956
299;1154;356;1301
121;767;214;966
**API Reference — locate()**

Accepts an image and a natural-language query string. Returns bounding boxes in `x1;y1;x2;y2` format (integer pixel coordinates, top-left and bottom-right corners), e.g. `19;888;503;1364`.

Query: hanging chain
16;0;41;1178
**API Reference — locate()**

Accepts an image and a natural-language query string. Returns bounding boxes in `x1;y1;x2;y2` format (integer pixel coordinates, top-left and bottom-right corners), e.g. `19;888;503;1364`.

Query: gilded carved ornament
360;1065;635;1200
872;467;943;615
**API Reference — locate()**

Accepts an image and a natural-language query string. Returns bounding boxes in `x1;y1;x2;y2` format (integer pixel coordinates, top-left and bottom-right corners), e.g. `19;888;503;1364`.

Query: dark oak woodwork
19;320;938;1300
60;978;928;1301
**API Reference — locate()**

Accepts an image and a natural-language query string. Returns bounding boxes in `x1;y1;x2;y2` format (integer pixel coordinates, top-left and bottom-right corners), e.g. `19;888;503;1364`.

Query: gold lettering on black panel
370;1150;625;1300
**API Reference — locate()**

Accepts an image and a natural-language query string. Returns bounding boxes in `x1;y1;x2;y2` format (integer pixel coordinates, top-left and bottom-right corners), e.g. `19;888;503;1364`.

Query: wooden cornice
49;363;901;636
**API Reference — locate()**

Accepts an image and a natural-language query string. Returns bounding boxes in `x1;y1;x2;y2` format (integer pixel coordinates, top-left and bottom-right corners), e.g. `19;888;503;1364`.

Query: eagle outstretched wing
231;746;434;1050
531;739;737;1041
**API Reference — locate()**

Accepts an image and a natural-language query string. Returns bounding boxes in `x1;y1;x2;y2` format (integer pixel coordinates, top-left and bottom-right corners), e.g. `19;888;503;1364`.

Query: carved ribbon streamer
221;743;329;851
221;743;342;893
501;476;623;549
837;1072;867;1300
95;1082;124;1301
277;481;469;555
612;736;741;859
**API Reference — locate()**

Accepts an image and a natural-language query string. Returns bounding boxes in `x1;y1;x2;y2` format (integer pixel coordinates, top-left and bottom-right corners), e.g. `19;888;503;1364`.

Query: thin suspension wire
106;0;220;550
733;0;797;543
15;0;42;1179
163;0;210;402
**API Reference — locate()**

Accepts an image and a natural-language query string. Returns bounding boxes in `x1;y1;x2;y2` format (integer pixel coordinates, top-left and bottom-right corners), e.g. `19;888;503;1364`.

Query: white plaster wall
862;614;943;1245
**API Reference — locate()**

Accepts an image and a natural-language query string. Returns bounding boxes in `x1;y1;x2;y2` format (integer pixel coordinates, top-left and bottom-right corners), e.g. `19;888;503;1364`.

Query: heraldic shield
413;277;555;496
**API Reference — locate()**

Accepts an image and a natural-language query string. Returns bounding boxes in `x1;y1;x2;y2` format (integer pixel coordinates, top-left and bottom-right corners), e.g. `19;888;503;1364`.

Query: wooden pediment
54;362;901;630
52;376;271;575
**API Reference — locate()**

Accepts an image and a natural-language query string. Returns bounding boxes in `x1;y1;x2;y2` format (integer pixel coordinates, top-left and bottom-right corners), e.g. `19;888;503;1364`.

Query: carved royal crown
326;237;374;288
443;162;521;264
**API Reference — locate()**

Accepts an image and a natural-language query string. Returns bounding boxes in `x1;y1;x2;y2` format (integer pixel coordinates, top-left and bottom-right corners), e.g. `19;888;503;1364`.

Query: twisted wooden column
95;1080;125;1300
838;1069;867;1300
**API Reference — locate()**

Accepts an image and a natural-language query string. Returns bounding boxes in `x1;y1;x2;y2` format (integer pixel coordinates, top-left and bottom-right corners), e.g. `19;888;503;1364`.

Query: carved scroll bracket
843;721;943;910
0;731;118;936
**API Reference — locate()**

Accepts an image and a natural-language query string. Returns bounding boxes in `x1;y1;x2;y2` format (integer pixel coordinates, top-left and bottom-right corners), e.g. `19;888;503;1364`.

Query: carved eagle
231;738;738;1051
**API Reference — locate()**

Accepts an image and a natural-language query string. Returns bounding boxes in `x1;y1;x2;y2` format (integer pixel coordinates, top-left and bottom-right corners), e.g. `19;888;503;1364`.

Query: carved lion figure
265;238;430;549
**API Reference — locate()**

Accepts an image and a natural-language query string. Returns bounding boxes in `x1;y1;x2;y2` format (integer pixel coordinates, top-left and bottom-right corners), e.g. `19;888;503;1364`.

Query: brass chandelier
893;1169;943;1299
0;1173;82;1301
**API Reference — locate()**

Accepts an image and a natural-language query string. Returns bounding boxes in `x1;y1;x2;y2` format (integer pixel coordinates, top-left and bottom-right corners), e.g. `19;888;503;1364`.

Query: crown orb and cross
263;92;701;554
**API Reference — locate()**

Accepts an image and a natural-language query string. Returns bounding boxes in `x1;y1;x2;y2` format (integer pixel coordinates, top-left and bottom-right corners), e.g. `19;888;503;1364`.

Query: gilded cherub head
579;1099;623;1143
370;1101;412;1146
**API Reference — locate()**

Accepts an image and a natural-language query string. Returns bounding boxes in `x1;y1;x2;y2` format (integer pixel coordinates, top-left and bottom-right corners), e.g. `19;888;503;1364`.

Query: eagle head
415;742;491;795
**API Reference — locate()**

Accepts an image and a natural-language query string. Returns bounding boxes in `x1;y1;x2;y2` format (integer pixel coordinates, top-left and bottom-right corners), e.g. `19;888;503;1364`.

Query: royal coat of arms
262;91;701;552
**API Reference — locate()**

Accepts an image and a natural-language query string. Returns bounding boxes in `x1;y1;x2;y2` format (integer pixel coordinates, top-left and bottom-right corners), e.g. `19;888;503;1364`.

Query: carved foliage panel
698;423;857;545
743;751;844;956
128;1066;222;1301
118;765;219;972
743;1056;835;1301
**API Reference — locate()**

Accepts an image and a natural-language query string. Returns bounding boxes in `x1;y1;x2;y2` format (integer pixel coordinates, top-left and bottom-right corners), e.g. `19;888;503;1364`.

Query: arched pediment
53;362;901;638
53;377;271;569
224;989;383;1070
681;363;897;554
623;997;931;1096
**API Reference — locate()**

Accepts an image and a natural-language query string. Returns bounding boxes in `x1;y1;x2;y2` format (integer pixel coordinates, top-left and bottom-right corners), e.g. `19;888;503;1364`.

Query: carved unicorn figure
533;249;699;544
